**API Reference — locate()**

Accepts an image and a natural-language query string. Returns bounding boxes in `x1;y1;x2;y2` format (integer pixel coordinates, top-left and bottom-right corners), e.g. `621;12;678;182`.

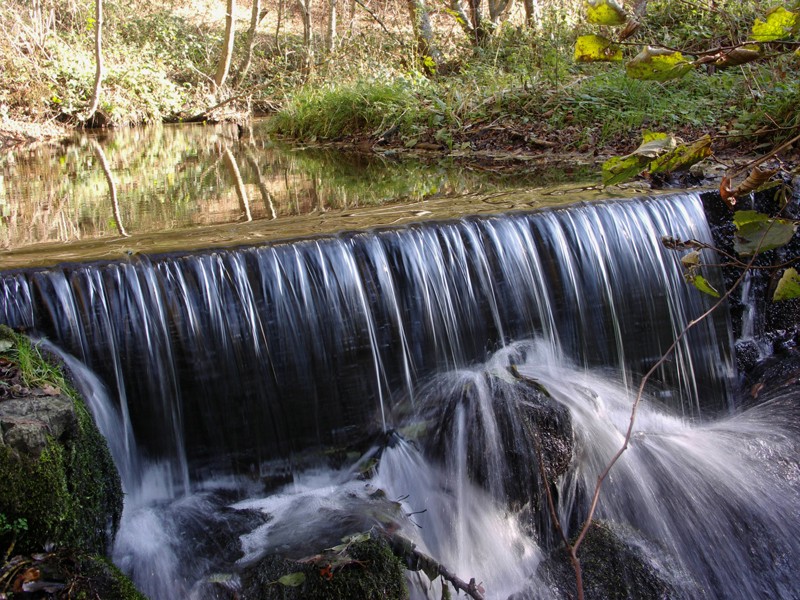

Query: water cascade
2;192;796;599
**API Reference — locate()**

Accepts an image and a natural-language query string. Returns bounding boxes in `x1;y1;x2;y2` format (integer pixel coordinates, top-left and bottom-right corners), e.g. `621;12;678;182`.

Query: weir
1;193;733;488
4;191;795;600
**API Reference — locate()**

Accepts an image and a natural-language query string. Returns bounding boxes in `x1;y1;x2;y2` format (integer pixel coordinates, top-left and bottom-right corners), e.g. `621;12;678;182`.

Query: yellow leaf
648;135;713;174
574;34;623;62
752;7;799;42
626;47;693;81
774;268;800;301
584;0;627;26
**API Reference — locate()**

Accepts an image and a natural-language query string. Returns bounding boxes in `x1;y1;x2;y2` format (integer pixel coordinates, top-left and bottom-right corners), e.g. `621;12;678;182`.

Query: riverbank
1;0;797;171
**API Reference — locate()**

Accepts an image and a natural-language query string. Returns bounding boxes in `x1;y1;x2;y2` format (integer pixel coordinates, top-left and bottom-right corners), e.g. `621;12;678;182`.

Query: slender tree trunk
523;0;542;29
449;0;475;38
236;0;262;86
298;0;314;74
326;0;338;52
405;0;441;72
214;0;236;91
487;0;513;25
466;0;488;45
85;0;104;123
275;0;284;49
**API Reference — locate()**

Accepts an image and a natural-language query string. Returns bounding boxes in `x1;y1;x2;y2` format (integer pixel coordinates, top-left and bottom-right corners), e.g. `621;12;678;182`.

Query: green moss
71;554;149;600
242;537;409;600
0;327;123;556
539;521;678;599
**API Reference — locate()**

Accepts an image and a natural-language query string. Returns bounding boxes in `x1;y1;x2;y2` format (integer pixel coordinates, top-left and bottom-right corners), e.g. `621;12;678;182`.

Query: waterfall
3;191;785;599
0;193;733;488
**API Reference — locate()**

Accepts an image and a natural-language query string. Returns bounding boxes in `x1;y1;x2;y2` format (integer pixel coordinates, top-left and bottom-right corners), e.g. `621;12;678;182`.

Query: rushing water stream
1;135;798;599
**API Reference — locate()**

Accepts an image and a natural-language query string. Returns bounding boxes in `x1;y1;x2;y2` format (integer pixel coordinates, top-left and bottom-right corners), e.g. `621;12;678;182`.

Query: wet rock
0;395;77;457
240;536;408;600
735;339;763;374
529;521;684;600
0;328;122;557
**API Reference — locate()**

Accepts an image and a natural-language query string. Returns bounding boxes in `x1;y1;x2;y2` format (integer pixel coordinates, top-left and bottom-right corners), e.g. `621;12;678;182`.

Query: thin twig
571;204;788;570
726;129;800;180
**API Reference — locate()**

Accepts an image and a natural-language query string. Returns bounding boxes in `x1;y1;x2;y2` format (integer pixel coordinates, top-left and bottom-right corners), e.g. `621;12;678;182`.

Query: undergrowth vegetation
0;0;796;154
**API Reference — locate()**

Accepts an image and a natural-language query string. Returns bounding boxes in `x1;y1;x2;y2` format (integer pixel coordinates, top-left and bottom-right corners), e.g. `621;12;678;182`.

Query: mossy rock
0;327;123;556
240;536;409;600
535;521;682;600
1;550;146;600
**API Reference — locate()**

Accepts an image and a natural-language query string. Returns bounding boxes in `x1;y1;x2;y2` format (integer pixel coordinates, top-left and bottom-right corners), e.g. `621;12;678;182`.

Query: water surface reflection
1;121;611;268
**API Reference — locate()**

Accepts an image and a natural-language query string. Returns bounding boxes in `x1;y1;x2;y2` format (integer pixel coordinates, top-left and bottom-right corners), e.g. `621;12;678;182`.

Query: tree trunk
275;0;284;48
522;0;541;28
487;0;513;25
214;0;236;91
298;0;314;74
405;0;441;72
236;0;262;86
85;0;104;123
466;0;488;45
449;0;475;38
327;0;338;52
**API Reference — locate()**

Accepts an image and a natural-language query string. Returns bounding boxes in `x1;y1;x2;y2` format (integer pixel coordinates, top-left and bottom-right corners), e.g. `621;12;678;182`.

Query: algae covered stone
0;327;123;556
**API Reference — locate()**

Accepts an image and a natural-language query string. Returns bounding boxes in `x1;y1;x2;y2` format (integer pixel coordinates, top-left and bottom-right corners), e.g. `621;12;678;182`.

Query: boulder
530;521;684;600
0;327;123;558
240;535;408;600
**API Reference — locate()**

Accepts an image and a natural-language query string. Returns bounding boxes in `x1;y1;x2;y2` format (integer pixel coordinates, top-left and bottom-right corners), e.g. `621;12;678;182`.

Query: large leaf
602;154;648;185
649;135;712;174
751;7;800;42
574;34;623;62
774;268;800;301
584;0;627;25
602;132;674;184
733;210;797;255
626;47;693;81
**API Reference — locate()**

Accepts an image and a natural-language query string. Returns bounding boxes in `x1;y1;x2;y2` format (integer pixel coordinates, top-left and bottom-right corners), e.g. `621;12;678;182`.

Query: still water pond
2;120;621;268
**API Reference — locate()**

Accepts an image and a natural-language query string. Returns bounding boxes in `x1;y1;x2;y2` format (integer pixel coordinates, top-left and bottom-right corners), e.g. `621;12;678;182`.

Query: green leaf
0;339;13;352
574;34;623;62
649;135;713;174
584;0;627;26
774;267;800;301
733;210;797;256
733;210;770;228
278;572;307;587
751;7;799;42
626;47;693;81
691;275;721;298
602;154;648;185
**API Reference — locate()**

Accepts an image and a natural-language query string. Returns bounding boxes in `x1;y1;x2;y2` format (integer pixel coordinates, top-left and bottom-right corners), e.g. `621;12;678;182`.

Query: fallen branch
383;532;485;600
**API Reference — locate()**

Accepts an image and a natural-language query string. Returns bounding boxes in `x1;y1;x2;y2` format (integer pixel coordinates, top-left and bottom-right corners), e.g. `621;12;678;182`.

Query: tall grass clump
270;73;453;142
